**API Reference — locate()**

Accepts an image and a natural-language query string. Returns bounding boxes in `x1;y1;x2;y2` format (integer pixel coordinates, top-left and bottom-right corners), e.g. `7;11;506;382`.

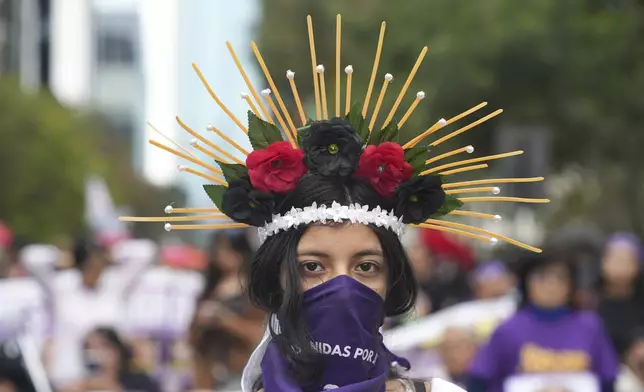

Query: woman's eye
301;261;323;272
356;262;378;273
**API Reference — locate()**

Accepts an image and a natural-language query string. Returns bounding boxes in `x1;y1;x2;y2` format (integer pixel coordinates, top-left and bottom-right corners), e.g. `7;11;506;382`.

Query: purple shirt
469;308;619;392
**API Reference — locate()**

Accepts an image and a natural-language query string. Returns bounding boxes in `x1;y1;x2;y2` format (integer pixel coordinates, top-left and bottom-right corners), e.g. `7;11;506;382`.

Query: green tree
256;0;644;234
0;79;184;242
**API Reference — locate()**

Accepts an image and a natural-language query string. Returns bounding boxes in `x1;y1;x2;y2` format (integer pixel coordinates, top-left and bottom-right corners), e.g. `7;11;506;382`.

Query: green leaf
345;102;369;143
203;184;228;210
247;110;284;150
404;144;429;176
432;193;464;217
368;120;400;145
305;118;315;126
216;161;248;183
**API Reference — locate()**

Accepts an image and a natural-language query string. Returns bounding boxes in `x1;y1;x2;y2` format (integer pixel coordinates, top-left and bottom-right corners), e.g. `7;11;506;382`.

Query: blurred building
0;0;50;90
4;0;260;205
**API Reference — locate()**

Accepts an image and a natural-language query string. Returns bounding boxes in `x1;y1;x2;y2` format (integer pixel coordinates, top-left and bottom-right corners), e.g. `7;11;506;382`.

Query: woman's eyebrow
297;250;330;258
353;249;384;257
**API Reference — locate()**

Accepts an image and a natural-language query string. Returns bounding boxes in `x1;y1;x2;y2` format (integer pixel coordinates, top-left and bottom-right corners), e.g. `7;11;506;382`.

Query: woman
190;230;265;390
596;233;644;357
62;327;159;391
120;15;548;390
235;170;465;392
467;249;619;392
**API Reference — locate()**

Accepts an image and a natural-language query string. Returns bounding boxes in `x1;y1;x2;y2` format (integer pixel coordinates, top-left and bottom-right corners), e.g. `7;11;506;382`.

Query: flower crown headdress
120;15;549;253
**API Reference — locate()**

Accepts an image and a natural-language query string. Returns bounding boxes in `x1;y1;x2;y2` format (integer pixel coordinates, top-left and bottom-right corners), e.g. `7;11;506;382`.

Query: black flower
302;117;363;177
394;176;446;224
221;178;276;226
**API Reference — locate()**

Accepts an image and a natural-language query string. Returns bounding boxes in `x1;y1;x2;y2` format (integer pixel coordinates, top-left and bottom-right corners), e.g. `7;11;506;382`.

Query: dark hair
246;174;417;387
516;247;579;309
85;327;132;375
198;231;253;302
73;237;106;271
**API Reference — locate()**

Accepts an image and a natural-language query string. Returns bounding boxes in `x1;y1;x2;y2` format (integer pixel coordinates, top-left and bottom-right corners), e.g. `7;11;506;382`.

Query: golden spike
317;65;329;119
368;73;393;131
425;145;474;165
250;42;299;139
363;22;386;117
241;92;263;120
381;46;428;129
422;150;523;176
149;140;222;175
286;71;307;126
345;65;353;115
164;206;220;214
404;102;488;149
442;177;544;189
424;219;542;253
398;91;425;129
166;223;248;231
307;15;322;120
192;63;248;134
119;213;228;223
261;89;297;148
449;210;502;221
418;223;495;244
226;42;272;122
431;109;503;147
445;102;489;126
459;196;550;204
438;163;488;176
445;187;501;195
336;14;342;117
147;122;197;159
205;123;250;156
403;118;447;149
176;116;245;165
189;141;230;164
178;165;227;185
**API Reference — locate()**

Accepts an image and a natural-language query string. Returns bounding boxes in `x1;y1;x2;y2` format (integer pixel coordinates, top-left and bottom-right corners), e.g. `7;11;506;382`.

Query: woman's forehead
297;224;382;252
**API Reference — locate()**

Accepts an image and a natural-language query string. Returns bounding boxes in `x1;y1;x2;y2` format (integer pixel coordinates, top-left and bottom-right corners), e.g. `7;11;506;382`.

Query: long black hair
198;230;253;302
246;174;417;387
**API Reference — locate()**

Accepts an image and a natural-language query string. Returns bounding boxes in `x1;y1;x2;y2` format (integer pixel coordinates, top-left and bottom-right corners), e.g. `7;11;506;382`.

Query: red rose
354;142;412;197
246;141;307;193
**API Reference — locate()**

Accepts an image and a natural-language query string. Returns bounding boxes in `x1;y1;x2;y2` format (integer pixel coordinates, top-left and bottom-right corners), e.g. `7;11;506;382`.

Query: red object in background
0;221;13;248
419;228;475;270
160;244;207;270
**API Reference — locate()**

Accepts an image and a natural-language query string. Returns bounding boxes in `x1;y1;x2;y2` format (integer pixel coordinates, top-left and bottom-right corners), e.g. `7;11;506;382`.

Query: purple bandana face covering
261;275;407;392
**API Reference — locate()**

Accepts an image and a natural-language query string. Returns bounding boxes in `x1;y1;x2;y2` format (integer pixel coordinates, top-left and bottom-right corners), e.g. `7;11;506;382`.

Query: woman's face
602;241;639;283
296;224;388;297
85;332;120;373
527;264;571;309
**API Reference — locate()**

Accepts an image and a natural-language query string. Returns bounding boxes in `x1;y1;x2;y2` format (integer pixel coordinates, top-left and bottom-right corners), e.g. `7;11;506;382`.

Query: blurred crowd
1;219;643;392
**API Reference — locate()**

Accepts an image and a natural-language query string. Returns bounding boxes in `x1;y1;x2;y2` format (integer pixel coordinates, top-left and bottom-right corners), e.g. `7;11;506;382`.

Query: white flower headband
257;201;406;243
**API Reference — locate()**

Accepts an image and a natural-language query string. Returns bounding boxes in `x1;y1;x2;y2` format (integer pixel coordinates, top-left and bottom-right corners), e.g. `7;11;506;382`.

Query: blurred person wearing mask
21;238;156;388
596;233;644;357
189;230;265;390
467;248;619;392
616;328;644;392
470;261;515;300
437;327;478;388
61;327;159;392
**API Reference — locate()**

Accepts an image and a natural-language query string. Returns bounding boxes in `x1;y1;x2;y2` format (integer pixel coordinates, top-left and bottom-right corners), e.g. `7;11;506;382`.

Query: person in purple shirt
467;248;619;392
